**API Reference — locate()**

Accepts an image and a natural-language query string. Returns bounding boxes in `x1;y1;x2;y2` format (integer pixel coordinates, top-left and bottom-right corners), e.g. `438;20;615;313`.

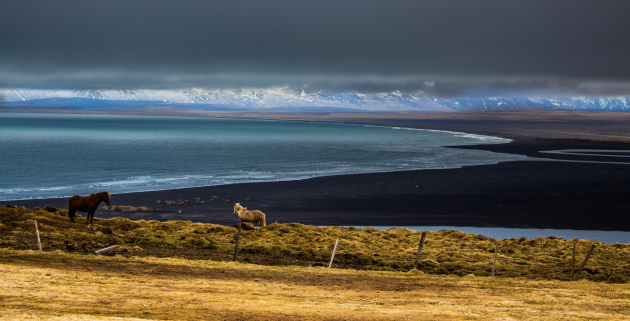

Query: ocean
0;112;529;201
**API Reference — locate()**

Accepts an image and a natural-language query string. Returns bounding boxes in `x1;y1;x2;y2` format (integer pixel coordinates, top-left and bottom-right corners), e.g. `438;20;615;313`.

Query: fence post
328;238;339;268
233;224;242;261
413;231;427;270
573;244;595;281
34;220;42;251
492;243;498;277
570;243;576;281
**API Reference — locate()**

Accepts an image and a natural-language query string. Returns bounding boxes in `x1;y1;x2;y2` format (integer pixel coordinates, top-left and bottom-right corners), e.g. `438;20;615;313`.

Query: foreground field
1;249;629;320
1;206;630;283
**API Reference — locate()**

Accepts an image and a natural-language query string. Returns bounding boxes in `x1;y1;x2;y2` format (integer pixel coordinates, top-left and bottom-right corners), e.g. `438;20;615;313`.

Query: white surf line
537;149;630;165
544;159;630;165
540;149;630;158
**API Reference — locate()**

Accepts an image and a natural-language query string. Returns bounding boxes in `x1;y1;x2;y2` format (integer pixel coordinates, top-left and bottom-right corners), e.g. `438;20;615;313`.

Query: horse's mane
90;191;111;198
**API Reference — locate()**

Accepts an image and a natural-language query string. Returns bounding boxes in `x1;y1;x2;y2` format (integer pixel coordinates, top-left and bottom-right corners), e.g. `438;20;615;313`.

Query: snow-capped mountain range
1;87;630;111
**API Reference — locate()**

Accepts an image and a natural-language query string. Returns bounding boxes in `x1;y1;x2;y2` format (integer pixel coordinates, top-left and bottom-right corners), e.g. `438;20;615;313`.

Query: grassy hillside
1;205;629;283
1;249;629;320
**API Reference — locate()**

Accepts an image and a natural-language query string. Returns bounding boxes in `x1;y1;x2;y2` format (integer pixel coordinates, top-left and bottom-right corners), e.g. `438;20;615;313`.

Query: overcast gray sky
2;0;630;96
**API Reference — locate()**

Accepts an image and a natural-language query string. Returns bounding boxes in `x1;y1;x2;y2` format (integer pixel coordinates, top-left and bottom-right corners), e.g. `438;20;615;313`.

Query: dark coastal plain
2;109;630;231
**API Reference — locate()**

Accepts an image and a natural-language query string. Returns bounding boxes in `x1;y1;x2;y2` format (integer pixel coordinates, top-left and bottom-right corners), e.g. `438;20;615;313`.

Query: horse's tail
262;213;266;227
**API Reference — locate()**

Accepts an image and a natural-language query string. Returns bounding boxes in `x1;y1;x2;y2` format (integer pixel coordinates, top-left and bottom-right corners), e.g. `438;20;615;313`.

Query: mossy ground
1;205;629;283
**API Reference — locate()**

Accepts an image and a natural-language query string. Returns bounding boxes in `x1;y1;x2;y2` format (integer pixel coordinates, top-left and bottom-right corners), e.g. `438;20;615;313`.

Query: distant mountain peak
1;88;629;111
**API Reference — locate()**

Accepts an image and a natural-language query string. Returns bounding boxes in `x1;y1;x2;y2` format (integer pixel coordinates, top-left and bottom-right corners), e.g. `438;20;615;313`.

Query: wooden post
492;243;498;277
328;238;339;268
570;243;576;281
233;224;242;261
573;244;595;281
413;231;427;270
94;245;119;255
34;220;42;251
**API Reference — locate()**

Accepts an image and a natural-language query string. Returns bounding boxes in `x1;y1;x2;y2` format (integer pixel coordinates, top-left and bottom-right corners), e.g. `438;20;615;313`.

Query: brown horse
68;191;111;224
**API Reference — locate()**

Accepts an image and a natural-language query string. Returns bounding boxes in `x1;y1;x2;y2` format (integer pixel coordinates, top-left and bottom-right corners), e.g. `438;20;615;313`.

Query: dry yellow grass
0;249;629;320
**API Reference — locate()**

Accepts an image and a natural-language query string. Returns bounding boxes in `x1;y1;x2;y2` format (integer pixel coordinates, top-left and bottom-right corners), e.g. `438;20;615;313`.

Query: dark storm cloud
2;0;630;95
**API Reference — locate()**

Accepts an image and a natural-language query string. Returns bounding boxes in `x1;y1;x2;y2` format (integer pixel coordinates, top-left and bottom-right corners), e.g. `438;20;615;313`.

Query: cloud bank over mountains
3;87;629;112
2;1;630;97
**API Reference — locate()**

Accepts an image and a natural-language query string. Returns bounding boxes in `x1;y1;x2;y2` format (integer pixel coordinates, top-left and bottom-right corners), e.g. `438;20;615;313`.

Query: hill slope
1;205;628;282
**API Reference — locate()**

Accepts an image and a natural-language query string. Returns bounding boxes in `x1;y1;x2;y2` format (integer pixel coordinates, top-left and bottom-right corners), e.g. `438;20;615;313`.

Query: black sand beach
3;135;630;231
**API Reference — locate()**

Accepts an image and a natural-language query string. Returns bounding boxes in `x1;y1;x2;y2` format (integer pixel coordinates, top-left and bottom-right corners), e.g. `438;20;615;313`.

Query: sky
2;0;630;97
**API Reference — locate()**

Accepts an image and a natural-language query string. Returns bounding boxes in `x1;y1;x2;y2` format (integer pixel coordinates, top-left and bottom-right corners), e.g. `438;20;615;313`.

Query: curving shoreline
0;112;525;202
2;112;630;232
2;136;630;233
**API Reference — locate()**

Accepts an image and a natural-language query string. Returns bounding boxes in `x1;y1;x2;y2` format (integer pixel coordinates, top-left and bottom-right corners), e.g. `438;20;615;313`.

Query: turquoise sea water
0;112;529;201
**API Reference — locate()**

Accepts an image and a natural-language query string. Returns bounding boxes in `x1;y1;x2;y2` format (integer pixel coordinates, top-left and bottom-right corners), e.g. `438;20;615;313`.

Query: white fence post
328;238;339;268
94;245;119;255
34;220;42;251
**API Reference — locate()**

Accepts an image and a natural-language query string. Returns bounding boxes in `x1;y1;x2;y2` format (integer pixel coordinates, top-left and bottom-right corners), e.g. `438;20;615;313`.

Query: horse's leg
87;210;94;224
69;208;76;223
90;206;99;223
